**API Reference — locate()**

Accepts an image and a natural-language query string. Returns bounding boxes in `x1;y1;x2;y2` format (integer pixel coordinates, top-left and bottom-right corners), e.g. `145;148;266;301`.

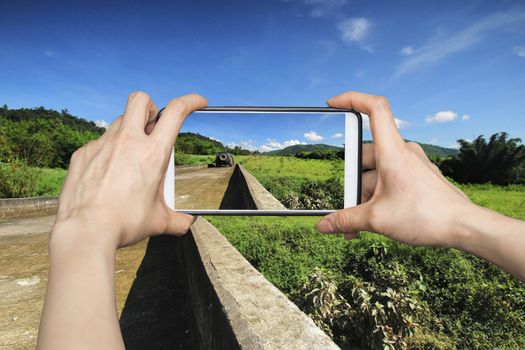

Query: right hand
317;91;473;248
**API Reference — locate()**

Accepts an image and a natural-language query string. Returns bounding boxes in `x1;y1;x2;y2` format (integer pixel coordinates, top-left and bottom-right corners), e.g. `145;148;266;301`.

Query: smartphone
163;107;362;216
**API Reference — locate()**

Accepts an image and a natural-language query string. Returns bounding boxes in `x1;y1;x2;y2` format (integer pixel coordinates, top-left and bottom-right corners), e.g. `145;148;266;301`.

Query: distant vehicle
215;152;234;167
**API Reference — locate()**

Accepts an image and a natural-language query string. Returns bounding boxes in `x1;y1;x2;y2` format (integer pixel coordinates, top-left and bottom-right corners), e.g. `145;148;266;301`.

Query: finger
344;232;359;240
317;203;372;234
405;142;467;197
164;211;197;236
361;170;378;203
152;93;208;149
121;91;157;132
144;104;160;135
362;143;375;169
99;115;123;140
328;91;404;153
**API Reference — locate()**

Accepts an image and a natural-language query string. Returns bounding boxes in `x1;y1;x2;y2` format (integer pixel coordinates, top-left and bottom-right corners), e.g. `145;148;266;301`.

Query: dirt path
175;166;235;209
0;167;238;349
0;216;148;349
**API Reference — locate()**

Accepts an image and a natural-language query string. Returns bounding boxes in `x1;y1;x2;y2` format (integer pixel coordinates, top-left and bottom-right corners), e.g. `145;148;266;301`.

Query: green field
204;155;525;350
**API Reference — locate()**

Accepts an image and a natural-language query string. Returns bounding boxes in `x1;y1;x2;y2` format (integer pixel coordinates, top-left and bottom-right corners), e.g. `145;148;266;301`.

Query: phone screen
166;109;361;215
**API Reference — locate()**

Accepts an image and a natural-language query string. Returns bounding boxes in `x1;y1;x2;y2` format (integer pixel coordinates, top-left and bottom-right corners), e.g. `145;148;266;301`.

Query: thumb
317;203;371;234
164;211;197;236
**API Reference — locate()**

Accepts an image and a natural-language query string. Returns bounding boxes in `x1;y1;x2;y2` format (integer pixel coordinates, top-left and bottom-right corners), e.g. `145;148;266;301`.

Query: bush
174;152;191;165
0;160;41;198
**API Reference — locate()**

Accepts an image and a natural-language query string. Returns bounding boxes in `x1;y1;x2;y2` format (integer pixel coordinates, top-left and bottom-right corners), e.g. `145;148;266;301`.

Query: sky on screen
1;0;524;149
181;112;346;151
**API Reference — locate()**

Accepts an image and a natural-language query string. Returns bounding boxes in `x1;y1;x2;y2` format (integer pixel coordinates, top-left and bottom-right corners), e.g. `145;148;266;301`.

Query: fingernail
317;218;334;233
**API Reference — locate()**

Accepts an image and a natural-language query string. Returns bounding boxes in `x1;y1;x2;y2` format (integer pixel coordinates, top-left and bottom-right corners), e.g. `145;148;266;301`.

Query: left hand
52;91;207;249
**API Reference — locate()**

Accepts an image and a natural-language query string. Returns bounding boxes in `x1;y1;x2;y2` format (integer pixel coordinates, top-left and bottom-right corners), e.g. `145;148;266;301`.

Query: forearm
37;222;124;350
453;204;525;282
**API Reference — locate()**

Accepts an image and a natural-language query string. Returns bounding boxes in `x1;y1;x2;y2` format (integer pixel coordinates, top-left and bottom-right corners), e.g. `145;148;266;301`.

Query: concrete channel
0;164;339;349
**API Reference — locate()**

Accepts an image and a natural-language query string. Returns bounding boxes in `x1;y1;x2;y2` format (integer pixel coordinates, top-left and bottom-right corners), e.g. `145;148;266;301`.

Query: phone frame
164;106;362;216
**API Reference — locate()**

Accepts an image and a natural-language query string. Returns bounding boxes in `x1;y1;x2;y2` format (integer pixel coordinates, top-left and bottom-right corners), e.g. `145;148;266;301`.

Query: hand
317;91;473;248
52;92;207;250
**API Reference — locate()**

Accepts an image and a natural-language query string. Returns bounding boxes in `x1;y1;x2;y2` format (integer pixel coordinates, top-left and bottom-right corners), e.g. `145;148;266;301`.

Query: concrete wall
0;197;58;220
234;165;287;210
184;218;340;350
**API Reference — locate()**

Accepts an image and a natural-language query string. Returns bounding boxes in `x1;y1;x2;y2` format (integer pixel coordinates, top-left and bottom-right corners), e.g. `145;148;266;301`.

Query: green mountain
175;132;226;155
264;141;459;158
417;143;459;158
1;105;105;133
263;143;341;156
0;106;104;168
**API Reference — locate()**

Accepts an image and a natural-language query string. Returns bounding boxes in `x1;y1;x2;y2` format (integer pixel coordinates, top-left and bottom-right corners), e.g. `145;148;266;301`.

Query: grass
0;162;66;198
182;154;215;165
36;167;67;196
202;155;525;349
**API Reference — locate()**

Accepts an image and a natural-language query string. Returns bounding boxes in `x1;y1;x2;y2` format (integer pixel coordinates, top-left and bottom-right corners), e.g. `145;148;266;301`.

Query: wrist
50;217;120;258
448;203;498;253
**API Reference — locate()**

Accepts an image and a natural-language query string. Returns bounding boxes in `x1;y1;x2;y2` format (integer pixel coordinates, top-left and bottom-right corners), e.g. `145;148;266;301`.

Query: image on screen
174;112;348;211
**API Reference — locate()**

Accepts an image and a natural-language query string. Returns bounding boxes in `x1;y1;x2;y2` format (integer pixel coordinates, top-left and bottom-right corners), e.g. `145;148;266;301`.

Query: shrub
174;152;191;165
0;160;41;198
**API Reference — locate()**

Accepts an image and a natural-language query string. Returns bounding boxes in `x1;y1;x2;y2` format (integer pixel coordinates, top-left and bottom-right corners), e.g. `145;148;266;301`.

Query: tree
440;132;525;185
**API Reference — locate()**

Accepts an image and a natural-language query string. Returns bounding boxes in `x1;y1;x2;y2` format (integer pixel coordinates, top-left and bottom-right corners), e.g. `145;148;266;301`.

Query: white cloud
282;0;346;18
361;114;409;129
338;17;371;44
461;114;472;121
209;136;222;142
429;138;439;144
94;120;109;128
44;50;55;57
305;0;346;18
395;11;525;76
426;111;458;124
400;46;415;55
331;133;343;139
514;46;525;58
304;130;324;141
258;139;306;152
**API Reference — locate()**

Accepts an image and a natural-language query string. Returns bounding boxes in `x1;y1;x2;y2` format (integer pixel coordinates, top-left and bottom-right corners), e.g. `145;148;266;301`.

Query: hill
417;143;459;158
175;132;226;155
263;144;341;156
0;106;104;168
264;142;458;158
1;105;105;133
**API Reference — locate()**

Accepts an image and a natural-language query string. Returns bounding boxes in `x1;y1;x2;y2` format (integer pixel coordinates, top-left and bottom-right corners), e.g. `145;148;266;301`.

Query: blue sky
182;112;346;151
1;0;524;149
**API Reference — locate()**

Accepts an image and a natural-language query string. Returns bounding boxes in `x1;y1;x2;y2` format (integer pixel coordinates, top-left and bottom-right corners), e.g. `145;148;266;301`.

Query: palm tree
441;132;525;185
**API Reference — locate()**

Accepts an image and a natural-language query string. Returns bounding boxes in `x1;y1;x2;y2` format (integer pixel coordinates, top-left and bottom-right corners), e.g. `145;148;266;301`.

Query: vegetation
295;149;343;160
440;133;525;185
0;106;104;168
175;132;225;155
263;143;341;156
207;183;525;349
0;161;66;198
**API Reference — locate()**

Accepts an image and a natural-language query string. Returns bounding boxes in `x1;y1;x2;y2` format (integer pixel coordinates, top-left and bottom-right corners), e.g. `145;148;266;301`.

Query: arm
37;92;207;349
316;91;525;282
